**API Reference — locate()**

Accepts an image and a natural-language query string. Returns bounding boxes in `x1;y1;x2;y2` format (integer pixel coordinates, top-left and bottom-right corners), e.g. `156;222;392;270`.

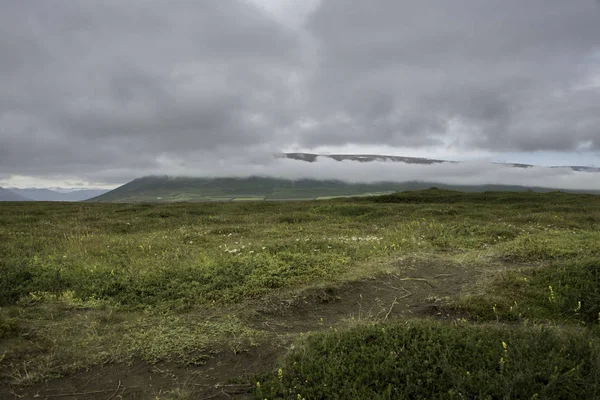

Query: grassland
1;189;600;399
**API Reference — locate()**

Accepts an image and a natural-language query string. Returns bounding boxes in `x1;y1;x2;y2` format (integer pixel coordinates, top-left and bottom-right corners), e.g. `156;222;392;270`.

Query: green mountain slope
87;176;600;203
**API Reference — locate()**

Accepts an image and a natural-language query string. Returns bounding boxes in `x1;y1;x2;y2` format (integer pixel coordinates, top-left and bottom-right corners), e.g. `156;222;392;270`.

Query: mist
128;157;600;191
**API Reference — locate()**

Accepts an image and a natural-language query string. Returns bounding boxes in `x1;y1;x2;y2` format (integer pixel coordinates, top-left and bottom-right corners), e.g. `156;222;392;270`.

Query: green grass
453;259;600;325
256;320;600;400
1;189;600;395
232;197;266;201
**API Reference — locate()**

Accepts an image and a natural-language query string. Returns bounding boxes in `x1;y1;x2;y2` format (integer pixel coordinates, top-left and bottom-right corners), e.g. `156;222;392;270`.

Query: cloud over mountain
1;0;599;187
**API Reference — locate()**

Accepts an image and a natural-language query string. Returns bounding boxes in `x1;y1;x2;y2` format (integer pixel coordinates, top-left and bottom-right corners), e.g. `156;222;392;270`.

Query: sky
1;0;599;189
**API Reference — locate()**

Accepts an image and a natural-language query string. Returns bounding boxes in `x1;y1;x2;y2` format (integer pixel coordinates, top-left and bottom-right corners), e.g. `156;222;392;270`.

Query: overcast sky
1;0;599;189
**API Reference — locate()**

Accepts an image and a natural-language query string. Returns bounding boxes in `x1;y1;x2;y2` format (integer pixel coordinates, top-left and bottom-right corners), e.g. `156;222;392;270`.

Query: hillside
89;176;397;202
86;153;600;203
0;187;30;201
88;176;600;203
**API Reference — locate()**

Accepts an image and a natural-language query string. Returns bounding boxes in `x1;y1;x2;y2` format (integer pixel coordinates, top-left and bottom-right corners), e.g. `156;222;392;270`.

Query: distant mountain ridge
9;188;109;201
0;187;109;202
87;153;600;203
0;187;30;201
88;176;600;203
6;153;600;203
281;153;600;172
281;153;449;165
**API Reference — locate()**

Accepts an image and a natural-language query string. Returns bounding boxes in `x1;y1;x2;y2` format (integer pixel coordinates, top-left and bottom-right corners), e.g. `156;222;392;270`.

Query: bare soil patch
254;257;477;332
1;258;482;400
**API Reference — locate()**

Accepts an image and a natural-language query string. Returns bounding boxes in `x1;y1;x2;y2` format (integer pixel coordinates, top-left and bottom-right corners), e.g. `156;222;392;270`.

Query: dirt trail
255;258;473;333
2;259;480;400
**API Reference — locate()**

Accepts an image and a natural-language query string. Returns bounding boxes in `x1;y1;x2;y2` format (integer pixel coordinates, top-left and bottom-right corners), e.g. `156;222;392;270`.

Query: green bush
456;259;600;324
256;320;600;399
0;314;20;339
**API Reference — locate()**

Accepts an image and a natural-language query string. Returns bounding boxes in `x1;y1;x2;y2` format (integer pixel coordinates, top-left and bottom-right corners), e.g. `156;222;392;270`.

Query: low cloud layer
6;158;595;192
159;158;600;191
1;1;599;187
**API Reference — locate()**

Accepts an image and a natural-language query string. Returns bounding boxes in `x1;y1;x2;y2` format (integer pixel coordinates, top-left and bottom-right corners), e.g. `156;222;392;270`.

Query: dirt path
254;258;474;332
2;259;480;399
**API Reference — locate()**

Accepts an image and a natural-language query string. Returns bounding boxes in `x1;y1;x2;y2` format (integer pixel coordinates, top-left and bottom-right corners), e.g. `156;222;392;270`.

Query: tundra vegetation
1;189;599;399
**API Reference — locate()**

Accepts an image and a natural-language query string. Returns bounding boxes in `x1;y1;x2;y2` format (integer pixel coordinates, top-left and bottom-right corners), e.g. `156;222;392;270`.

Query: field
1;189;600;399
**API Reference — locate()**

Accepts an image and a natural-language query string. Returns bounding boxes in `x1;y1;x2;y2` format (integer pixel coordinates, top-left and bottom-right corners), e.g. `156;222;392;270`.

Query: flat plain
1;189;599;399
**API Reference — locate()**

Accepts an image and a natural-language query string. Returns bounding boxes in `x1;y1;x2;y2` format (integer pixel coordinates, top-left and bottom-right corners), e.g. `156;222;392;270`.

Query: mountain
281;153;450;165
68;152;600;203
0;187;30;201
282;153;600;172
89;176;401;202
8;188;109;201
88;176;600;203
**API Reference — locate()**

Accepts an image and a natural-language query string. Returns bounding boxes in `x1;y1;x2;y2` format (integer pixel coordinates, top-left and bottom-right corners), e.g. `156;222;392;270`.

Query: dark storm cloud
0;0;305;180
299;0;600;151
0;0;599;185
